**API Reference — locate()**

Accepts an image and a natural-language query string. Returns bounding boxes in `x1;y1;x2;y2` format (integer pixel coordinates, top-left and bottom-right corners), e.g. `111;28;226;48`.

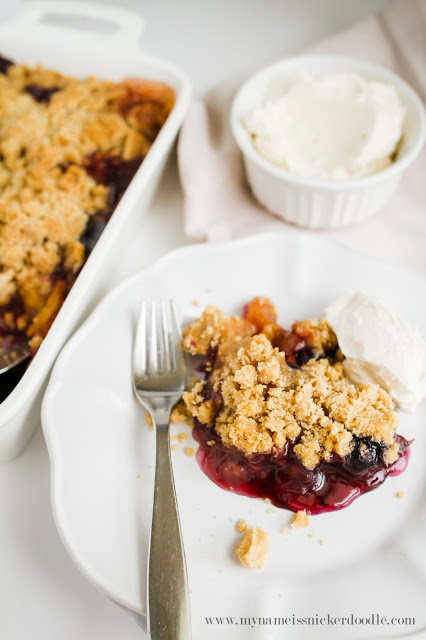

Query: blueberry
288;361;301;370
25;84;61;104
79;215;108;256
0;55;14;74
350;437;382;469
84;152;143;204
296;347;315;366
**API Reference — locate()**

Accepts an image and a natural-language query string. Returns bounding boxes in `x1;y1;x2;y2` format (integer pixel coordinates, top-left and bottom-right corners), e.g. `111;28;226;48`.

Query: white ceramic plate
42;232;426;639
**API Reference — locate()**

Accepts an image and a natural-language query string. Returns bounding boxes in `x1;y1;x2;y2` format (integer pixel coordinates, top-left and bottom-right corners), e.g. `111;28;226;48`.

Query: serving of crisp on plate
42;232;426;639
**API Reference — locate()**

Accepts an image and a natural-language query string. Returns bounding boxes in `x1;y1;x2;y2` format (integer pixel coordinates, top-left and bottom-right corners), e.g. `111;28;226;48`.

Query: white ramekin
231;55;425;229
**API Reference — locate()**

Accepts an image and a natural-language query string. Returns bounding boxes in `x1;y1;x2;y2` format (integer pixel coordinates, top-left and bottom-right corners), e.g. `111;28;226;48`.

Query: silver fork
132;300;191;640
0;342;31;374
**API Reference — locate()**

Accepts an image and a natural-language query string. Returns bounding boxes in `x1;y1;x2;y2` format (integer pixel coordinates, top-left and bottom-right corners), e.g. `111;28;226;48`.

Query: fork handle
148;425;191;639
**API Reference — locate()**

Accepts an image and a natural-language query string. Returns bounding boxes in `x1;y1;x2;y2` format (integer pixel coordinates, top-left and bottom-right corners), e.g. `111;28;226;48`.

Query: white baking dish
0;1;192;461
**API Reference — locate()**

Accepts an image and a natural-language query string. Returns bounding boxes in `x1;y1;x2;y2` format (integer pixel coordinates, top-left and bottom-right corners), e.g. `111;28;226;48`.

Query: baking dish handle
7;1;145;51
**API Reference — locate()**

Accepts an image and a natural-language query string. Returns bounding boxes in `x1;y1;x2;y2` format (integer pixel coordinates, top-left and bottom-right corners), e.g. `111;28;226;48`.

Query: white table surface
0;1;394;638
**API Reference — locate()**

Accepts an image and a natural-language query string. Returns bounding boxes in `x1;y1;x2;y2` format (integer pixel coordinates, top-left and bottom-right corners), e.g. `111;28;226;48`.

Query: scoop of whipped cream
325;292;426;412
244;72;405;181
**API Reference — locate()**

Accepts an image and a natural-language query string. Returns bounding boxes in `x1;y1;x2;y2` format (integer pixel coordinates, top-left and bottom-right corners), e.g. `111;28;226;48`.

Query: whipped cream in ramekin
244;72;406;181
325;292;426;412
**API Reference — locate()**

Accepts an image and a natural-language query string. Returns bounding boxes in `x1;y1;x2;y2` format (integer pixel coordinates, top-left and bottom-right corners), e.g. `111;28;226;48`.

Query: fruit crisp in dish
0;54;175;400
179;297;410;515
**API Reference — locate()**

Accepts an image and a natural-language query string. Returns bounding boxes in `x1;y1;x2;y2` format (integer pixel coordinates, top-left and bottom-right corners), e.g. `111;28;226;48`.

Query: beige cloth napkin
178;0;426;274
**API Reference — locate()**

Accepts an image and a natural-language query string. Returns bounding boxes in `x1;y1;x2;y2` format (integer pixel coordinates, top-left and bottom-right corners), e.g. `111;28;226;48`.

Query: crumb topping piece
182;306;255;356
291;510;310;529
170;404;191;425
235;519;248;533
235;526;269;568
182;305;399;470
292;318;338;354
383;442;399;465
171;432;188;443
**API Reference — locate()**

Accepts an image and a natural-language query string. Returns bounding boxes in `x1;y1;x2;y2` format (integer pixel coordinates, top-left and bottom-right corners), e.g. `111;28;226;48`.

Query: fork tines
134;300;182;377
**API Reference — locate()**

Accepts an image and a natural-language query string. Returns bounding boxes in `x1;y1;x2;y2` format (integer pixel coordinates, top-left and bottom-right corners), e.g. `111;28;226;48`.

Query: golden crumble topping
235;519;248;533
0;58;174;350
170;404;191;425
171;432;188;443
181;304;399;470
182;305;255;357
291;510;310;529
383;442;399;465
235;526;269;568
292;318;338;354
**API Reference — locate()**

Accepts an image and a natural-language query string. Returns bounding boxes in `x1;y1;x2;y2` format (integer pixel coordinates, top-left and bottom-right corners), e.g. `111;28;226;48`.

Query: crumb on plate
235;526;269;568
236;519;248;533
171;431;188;443
291;510;310;529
